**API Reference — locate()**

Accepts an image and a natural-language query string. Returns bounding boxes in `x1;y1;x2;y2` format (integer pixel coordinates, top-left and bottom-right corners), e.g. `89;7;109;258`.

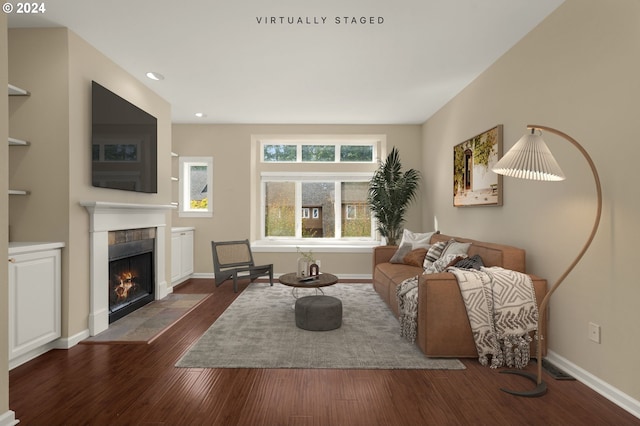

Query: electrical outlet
588;322;601;343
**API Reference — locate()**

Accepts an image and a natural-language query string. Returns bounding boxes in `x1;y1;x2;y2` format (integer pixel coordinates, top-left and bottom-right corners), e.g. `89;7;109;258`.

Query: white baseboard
191;272;213;279
546;350;640;419
8;328;90;370
56;329;91;349
0;410;19;426
9;340;59;370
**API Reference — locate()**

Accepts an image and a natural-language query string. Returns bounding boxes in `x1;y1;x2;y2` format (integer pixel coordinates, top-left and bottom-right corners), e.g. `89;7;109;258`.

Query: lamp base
499;370;548;397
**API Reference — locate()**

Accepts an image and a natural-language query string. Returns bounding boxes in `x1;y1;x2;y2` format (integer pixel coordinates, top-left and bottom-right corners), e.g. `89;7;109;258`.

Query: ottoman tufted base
295;295;342;331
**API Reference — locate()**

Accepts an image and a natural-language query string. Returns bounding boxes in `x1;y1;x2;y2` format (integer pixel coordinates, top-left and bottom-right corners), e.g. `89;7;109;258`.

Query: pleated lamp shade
492;131;566;181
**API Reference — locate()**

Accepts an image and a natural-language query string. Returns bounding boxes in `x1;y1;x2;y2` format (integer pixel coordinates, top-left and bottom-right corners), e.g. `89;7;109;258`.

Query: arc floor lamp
491;124;603;397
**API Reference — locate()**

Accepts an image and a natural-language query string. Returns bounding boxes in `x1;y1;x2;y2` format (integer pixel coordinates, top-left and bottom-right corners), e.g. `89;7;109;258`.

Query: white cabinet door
171;229;194;284
171;232;182;283
8;249;61;360
180;231;194;277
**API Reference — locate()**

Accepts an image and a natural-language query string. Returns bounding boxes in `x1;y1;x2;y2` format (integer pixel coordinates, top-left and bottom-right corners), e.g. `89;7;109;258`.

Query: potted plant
368;147;420;246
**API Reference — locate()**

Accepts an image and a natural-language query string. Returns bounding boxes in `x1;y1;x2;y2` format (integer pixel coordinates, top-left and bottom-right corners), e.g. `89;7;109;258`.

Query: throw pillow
403;248;428;267
399;229;438;249
454;254;485;270
424;253;468;274
441;239;472;258
423;240;449;270
390;243;413;264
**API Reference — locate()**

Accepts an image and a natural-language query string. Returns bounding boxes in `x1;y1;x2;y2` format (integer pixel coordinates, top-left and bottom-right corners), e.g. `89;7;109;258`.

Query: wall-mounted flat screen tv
91;81;158;193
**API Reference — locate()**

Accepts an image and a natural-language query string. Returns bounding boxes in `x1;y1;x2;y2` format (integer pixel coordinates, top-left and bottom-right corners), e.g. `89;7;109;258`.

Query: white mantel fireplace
81;201;175;336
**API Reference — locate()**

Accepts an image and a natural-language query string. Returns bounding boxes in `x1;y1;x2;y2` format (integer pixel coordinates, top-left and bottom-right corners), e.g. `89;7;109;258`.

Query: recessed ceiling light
145;72;164;81
195;112;207;118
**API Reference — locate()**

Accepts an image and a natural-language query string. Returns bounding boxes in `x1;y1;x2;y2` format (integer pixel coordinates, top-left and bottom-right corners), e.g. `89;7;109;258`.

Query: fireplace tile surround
81;201;176;336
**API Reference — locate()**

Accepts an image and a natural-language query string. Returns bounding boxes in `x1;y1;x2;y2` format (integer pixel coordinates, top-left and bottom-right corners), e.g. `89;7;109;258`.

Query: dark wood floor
9;278;639;425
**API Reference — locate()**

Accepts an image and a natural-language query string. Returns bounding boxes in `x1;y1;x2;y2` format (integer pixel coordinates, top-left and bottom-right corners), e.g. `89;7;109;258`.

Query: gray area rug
176;283;465;370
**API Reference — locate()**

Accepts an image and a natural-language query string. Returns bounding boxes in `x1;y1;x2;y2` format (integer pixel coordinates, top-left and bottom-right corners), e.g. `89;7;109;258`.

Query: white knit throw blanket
449;266;539;369
397;275;420;343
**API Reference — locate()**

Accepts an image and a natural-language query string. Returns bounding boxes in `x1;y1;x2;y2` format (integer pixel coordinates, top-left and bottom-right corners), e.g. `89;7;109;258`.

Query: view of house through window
263;179;371;239
341;182;371;237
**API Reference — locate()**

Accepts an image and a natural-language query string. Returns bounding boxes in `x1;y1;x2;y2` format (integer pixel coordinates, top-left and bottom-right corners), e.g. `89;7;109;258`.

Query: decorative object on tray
453;125;503;207
298;275;320;283
296;247;318;278
309;263;320;276
368;147;420;245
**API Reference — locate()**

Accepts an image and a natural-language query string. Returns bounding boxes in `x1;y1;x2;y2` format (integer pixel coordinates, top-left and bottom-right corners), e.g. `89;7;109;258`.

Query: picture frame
453;125;503;207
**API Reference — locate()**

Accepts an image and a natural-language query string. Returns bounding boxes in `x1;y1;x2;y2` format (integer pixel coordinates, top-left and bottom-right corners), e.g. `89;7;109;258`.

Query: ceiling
8;0;564;124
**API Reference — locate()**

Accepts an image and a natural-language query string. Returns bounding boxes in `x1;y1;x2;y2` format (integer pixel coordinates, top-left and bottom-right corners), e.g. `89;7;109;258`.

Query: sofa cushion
424;254;467;274
403;248;428;267
376;262;422;284
441;239;472;257
423;241;449;269
389;243;413;264
399;229;437;249
373;262;422;317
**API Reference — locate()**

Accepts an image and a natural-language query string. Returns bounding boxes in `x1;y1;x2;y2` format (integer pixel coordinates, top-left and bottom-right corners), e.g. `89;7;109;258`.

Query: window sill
251;240;380;254
178;211;212;218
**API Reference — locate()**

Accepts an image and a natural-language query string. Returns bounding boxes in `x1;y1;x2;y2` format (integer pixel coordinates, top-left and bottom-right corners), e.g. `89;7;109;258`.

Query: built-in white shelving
8;83;30;96
171;152;179;205
8;137;29;146
8;84;32;196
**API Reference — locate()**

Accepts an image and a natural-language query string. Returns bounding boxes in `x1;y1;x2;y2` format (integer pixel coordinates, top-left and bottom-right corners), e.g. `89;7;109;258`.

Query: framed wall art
453;125;503;207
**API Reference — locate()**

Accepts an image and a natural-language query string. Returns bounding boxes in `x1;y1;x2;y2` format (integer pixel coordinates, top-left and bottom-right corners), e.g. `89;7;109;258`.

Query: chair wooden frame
211;240;273;293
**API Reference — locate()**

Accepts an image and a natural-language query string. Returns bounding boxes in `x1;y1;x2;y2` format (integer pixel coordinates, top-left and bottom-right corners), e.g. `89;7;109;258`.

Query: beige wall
66;30;172;337
8;28;172;339
422;0;639;400
1;12;10;419
171;124;423;276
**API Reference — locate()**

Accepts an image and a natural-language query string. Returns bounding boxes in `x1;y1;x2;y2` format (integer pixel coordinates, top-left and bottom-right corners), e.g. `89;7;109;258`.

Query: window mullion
260;180;266;239
295;181;302;238
334;181;342;238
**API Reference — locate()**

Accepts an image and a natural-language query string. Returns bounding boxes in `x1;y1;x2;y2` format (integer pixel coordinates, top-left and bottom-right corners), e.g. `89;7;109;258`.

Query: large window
179;156;213;217
262;176;373;240
254;136;385;245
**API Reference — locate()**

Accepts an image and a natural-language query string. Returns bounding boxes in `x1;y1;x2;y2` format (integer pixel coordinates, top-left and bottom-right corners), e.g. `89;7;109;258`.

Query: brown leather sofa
372;233;547;358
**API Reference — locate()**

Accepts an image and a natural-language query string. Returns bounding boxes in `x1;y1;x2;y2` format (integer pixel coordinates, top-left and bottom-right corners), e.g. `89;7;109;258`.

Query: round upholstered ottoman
295;295;342;331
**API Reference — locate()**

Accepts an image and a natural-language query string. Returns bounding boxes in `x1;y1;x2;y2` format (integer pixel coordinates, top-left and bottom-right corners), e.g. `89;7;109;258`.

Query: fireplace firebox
108;228;155;323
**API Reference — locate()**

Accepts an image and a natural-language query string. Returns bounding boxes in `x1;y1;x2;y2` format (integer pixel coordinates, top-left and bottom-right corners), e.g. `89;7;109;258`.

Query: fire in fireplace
108;228;156;323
